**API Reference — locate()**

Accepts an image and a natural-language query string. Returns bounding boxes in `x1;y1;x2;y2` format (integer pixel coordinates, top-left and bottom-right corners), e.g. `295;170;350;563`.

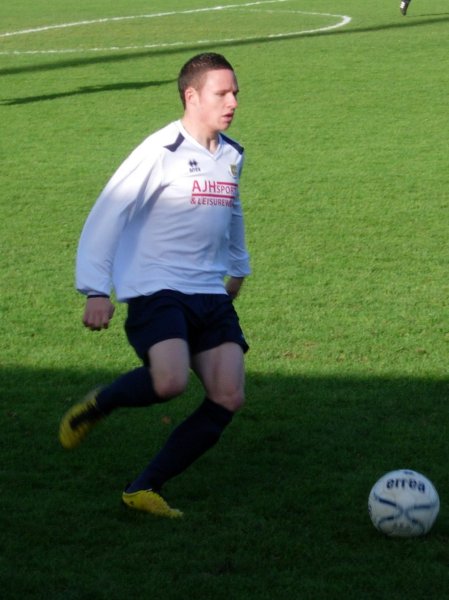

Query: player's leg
400;0;411;16
192;341;245;412
122;294;248;516
59;339;190;449
97;337;190;413
123;343;244;495
121;338;191;518
59;293;190;449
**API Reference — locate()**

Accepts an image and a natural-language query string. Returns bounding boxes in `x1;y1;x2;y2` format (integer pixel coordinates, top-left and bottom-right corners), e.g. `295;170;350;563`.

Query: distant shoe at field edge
400;0;410;15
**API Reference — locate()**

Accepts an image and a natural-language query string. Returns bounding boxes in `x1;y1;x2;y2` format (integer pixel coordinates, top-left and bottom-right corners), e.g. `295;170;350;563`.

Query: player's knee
153;373;188;400
215;389;245;413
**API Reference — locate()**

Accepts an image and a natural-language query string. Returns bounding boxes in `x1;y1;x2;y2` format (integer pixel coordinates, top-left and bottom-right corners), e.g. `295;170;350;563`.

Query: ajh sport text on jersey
192;180;237;196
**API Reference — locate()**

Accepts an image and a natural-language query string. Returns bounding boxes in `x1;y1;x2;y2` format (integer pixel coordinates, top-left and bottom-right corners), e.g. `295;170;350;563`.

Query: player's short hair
178;52;235;108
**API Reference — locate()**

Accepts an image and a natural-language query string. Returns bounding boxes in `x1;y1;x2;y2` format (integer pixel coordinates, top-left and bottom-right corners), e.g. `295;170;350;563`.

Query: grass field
1;1;449;598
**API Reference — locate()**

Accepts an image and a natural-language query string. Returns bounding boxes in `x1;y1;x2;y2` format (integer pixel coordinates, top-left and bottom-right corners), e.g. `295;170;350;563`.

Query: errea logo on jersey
189;159;201;173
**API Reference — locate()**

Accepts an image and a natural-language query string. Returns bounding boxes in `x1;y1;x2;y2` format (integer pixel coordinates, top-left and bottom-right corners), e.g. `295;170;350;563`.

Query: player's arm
82;295;115;331
76;141;161;301
226;276;245;300
227;180;251;297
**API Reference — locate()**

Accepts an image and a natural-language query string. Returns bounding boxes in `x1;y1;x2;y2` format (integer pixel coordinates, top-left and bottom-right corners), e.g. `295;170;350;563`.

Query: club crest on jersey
189;159;201;173
229;164;238;178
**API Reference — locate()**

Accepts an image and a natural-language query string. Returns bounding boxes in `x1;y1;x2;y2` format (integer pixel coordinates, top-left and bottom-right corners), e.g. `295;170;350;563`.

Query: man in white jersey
59;53;250;518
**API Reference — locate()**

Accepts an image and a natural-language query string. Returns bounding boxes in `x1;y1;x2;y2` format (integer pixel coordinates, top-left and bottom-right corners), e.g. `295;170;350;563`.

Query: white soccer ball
368;469;440;537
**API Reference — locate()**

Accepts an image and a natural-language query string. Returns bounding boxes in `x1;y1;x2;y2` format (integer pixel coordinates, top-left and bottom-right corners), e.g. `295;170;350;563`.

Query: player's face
192;68;239;133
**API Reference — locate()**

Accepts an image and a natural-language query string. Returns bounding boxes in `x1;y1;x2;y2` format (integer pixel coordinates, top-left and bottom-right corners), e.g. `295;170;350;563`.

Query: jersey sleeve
227;159;251;278
76;141;162;296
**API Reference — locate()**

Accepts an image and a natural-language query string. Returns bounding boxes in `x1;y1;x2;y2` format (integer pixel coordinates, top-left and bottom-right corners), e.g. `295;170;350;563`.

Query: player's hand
82;297;115;331
226;276;245;300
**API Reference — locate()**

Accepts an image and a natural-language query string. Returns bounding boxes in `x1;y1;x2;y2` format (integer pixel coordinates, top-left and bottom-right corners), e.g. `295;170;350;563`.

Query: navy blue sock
126;398;234;492
96;366;165;415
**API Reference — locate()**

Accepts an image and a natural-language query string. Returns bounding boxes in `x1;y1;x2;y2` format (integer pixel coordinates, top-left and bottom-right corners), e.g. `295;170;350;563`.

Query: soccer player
400;0;412;15
59;53;251;518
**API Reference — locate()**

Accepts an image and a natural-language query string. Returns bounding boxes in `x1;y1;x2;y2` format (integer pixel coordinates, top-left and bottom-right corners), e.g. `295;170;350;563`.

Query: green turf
1;1;449;598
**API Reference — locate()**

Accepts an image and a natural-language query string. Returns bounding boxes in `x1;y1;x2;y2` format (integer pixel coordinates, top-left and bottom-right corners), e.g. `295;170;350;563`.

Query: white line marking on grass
0;0;351;56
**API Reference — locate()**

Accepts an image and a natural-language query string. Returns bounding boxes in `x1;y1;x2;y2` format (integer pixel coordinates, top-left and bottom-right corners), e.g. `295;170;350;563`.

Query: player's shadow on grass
1;14;449;79
2;364;449;515
0;79;176;106
3;367;449;599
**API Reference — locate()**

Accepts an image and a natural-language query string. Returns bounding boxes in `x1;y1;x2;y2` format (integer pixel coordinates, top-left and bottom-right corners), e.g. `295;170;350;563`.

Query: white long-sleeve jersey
76;120;251;302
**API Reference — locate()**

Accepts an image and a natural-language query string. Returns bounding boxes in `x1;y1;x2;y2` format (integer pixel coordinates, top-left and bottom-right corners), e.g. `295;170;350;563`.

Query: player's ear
184;86;198;106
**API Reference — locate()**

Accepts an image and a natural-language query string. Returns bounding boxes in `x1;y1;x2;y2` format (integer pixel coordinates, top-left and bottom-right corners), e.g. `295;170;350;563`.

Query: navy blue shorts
125;290;249;364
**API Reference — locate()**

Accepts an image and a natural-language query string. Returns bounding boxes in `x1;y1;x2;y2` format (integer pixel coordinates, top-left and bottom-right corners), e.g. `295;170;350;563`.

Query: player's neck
181;117;220;154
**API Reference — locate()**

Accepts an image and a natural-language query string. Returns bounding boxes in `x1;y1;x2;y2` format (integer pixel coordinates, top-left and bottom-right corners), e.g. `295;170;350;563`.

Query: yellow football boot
59;390;103;449
122;489;183;518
